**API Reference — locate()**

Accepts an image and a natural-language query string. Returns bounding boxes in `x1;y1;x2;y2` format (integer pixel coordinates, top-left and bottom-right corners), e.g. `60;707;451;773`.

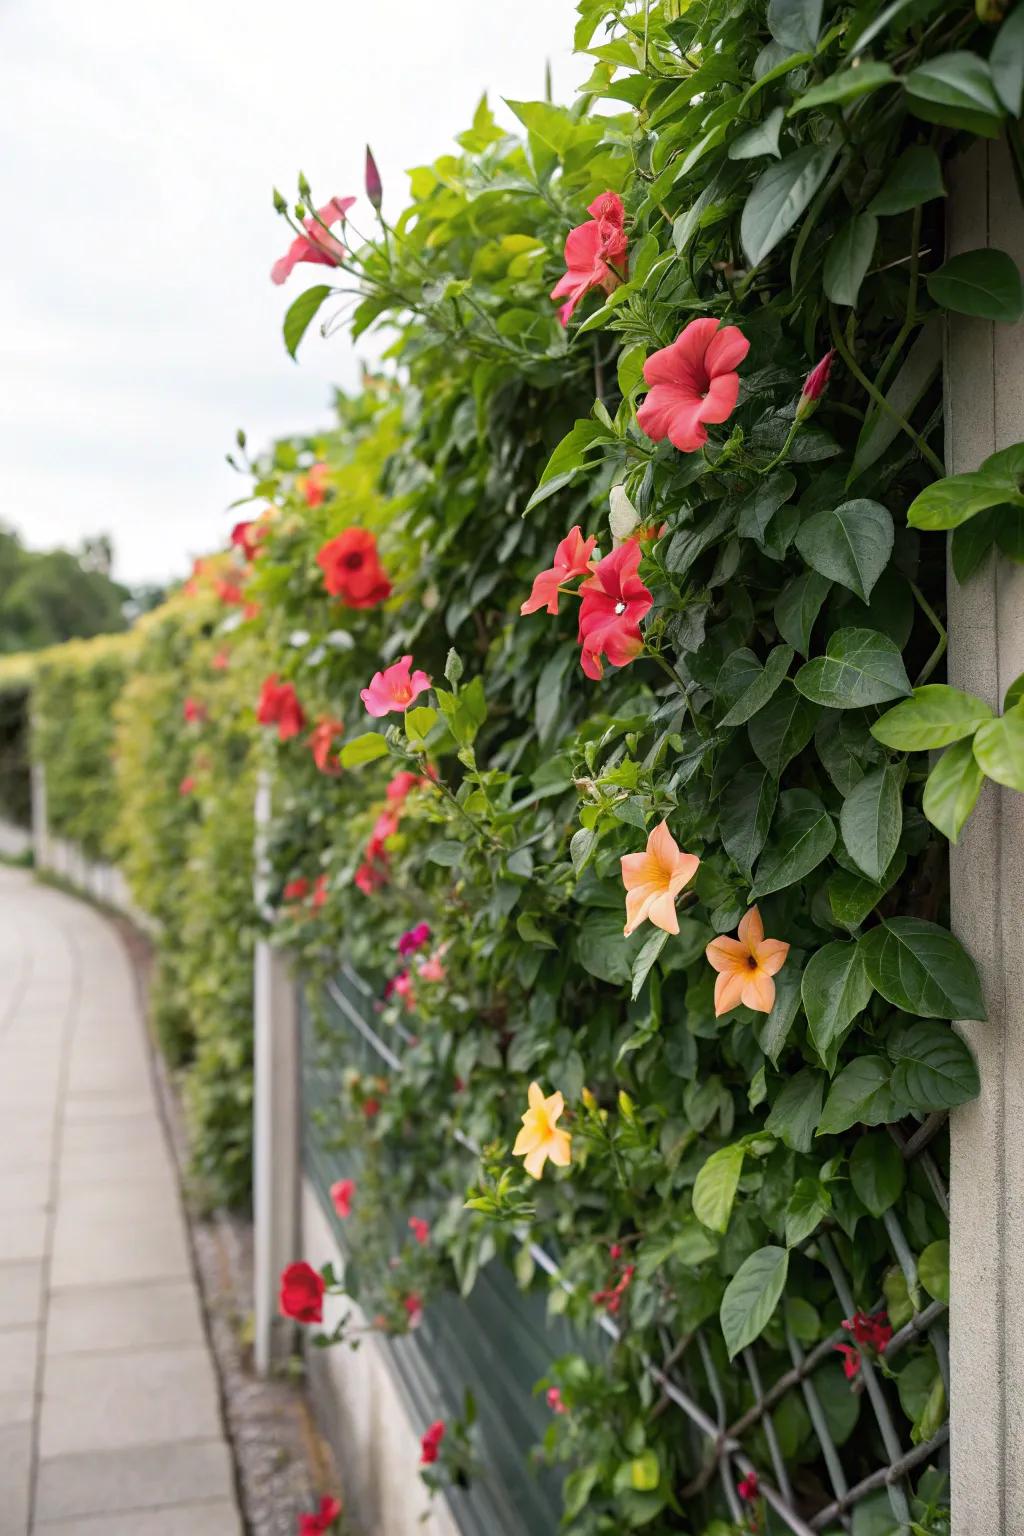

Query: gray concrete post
30;754;47;870
946;139;1024;1536
252;770;301;1376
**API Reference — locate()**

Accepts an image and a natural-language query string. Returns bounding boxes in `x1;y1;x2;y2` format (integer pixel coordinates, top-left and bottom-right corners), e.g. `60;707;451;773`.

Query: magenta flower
271;197;355;285
360;655;431;717
398;922;432;956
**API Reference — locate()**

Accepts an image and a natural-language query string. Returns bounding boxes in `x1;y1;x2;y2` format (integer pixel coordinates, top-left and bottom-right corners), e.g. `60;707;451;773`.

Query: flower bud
796;349;834;421
609;484;640;546
581;1086;597;1113
298;171;311;199
365;145;383;213
294;203;306;221
272;188;288;213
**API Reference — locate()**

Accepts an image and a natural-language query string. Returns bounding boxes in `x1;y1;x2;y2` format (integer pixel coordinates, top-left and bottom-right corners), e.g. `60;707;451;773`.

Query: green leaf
283;284;333;359
922;737;985;844
871;684;994;749
525;421;612;513
720;764;778;876
823;214;878;308
927;248;1024;324
741;143;838;267
849;1131;905;1216
973;707;1024;790
747;682;819;777
720;1245;789;1358
764;1068;824;1153
918;1239;950;1304
405;705;439;748
774;570;832;656
785;1177;831;1247
828;855;906;931
576;910;645;985
767;0;822;53
631;928;668;1001
849;321;942;486
693;1143;746;1233
750;788;835;900
1007;671;1024;712
802;941;873;1071
719;646;794;727
792;61;895;113
907;465;1024;532
794;499;894;603
867;146;945;215
728;107;785;161
757;959;804;1065
339;732;389;768
859;918;986;1020
888;1019;980;1110
840;765;904;881
426;839;464;868
991;1;1024;115
818;1055;895;1135
736;471;797;542
904;51;1005;138
795;628;912;709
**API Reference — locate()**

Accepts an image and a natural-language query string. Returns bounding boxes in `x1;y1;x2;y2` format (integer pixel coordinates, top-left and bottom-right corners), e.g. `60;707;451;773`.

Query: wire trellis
315;966;950;1536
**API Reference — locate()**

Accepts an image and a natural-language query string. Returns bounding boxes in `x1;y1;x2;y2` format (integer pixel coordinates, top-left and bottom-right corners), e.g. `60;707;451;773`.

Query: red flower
404;1291;424;1329
316;528;392;608
367;809;400;862
298;1495;342;1535
178;776;196;797
419;1419;445;1464
271;197;355;285
408;1216;430;1245
183;697;207;724
637;318;749;454
216;575;246;606
550;192;627;326
330;1179;355;1219
283;878;310;902
398;922;431;957
520;525;598;616
311;874;329;911
355;859;387;895
301;462;330;508
386;770;425;803
797;349;834;421
212;649;232;671
546;1387;567;1414
363;1097;381;1119
309;717;345;774
577;542;653;680
279;1262;325;1324
592;1262;635;1314
258;676;306;741
737;1471;759;1503
230;520;266;561
842;1309;892;1352
835;1343;862;1380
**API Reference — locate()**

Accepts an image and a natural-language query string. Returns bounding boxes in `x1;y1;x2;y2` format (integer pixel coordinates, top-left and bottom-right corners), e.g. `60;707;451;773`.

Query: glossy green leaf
859;918;986;1020
283;284;333;359
867;146;945;215
767;0;823;52
823;214;878;308
719;646;794;727
922;737;985;843
764;1068;824;1153
918;1239;950;1304
750;789;835;899
720;1245;789;1358
973;707;1024;790
828;855;906;931
794;500;894;602
792;62;895;113
720;763;778;876
736;471;797;541
991;2;1024;115
850;1131;905;1216
888;1019;981;1109
741;143;838;266
795;628;912;709
840;765;904;881
757;959;804;1065
927;247;1024;323
630;928;668;1001
872;684;993;749
339;732;389;768
818;1055;895;1135
525;421;612;513
904;51;1005;137
693;1142;746;1233
774;569;832;656
802;941;873;1071
785;1177;831;1246
728;107;785;161
747;682;819;777
907;466;1024;532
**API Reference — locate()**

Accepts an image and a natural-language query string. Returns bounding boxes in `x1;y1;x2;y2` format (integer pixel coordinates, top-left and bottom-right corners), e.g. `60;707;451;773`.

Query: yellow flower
513;1082;572;1180
620;819;700;937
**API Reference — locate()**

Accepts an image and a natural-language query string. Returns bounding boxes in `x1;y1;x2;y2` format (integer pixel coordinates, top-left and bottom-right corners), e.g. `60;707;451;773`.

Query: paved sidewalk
0;867;241;1535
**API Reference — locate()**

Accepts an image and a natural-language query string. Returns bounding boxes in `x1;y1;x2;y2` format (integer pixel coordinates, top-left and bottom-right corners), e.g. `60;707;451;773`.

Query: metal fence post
945;139;1024;1536
30;743;48;871
252;769;301;1376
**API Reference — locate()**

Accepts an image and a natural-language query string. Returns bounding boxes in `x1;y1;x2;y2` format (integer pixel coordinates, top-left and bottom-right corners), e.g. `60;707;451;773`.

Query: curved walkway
0;867;240;1535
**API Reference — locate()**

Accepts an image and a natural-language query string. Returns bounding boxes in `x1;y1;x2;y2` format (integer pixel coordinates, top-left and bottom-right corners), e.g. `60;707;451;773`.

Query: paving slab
34;1440;235;1522
46;1280;205;1356
0;1423;32;1532
32;1499;242;1535
0;1263;44;1330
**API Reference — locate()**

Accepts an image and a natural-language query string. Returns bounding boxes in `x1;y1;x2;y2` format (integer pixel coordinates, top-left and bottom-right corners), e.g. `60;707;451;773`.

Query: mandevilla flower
279;1261;325;1324
519;525;597;616
513;1082;571;1180
417;949;446;984
211;649;231;671
577;541;653;680
309;717;344;774
737;1471;760;1503
316;528;391;608
230;519;265;561
705;906;789;1016
330;1178;355;1219
386;770;425;803
398;921;431;956
178;775;196;797
636;318;749;454
404;1292;424;1329
419;1419;445;1464
796;348;834;421
271;196;355;285
408;1216;429;1245
216;574;245;606
257;676;306;741
550;191;627;325
298;1495;342;1536
620;819;700;937
355;859;387;895
360;655;431;717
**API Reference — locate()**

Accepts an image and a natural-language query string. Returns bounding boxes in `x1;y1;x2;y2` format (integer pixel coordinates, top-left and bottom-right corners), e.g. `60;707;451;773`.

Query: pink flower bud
797;349;834;420
365;146;383;213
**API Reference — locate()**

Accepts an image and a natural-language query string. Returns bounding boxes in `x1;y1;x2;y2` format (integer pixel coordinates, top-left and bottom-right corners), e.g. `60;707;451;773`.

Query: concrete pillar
252;771;301;1376
946;138;1024;1536
30;757;47;870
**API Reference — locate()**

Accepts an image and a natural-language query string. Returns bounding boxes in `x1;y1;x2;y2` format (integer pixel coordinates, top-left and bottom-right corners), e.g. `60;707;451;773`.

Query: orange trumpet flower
620;819;700;937
705;905;789;1016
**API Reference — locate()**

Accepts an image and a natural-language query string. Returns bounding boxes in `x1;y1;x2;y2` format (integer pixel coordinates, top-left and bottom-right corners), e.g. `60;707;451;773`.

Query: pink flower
298;1495;342;1535
419;1419;445;1464
636;319;750;454
546;1387;567;1414
301;462;330;508
230;520;266;561
212;649;232;671
797;348;834;421
360;655;431;717
311;874;328;911
257;676;305;741
408;1216;430;1245
271;197;356;285
737;1472;759;1503
179;776;196;797
398;922;431;957
309;718;344;774
550;192;627;325
283;877;310;902
183;697;207;724
330;1179;355;1219
417;951;446;984
385;969;412;1004
355;859;387;895
520;525;598;616
404;1292;424;1330
577;542;653;680
386;770;425;803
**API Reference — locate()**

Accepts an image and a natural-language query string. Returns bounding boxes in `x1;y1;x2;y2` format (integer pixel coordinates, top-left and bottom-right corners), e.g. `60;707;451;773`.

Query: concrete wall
946;138;1024;1536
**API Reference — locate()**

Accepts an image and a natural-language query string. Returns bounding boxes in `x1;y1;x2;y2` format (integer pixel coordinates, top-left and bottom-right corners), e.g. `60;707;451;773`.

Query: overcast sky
0;0;585;586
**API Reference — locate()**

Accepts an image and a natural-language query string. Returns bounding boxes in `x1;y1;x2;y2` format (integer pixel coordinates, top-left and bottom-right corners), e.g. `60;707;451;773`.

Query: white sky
0;0;586;586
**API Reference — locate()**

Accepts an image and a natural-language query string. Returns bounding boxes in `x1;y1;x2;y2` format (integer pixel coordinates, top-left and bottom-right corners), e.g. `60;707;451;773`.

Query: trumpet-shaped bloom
620;820;700;937
360;655;430;717
520;525;597;616
330;1179;355;1218
309;717;344;774
513;1082;571;1180
577;542;653;680
298;1496;342;1536
316;527;391;608
550;191;627;326
386;770;425;803
279;1261;324;1324
257;676;306;741
408;1216;430;1245
636;319;749;454
835;1343;862;1381
705;905;789;1016
398;921;431;957
420;1419;445;1464
230;520;266;561
271;197;355;285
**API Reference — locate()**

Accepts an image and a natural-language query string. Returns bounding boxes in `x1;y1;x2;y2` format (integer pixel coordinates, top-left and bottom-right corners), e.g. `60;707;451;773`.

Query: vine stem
758;417;803;476
910;579;948;686
828;305;945;478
